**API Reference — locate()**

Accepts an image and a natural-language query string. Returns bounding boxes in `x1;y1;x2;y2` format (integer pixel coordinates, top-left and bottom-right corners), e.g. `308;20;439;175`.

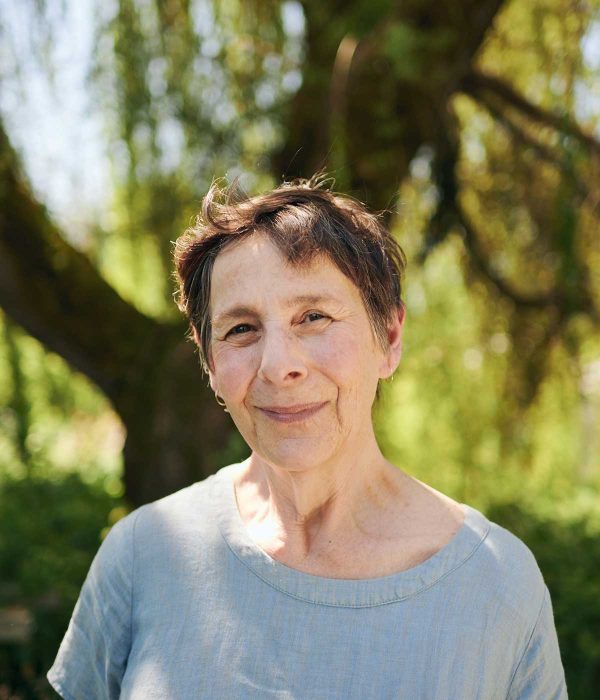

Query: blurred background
0;0;599;697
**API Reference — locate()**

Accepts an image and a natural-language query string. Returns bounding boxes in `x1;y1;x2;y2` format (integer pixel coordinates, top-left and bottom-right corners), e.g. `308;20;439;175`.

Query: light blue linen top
48;463;567;699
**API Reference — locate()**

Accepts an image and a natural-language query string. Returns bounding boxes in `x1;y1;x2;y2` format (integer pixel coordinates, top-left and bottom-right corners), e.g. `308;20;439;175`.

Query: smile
257;402;327;423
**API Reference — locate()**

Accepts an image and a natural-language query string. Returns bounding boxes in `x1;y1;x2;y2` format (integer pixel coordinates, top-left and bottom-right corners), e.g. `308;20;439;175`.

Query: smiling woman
207;235;401;485
47;178;567;699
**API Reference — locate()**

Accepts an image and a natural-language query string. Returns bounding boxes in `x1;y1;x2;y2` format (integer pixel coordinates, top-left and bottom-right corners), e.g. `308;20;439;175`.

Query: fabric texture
48;462;568;699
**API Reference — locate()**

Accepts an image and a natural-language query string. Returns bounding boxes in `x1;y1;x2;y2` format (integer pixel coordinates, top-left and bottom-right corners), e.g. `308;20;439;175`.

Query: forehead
209;234;362;316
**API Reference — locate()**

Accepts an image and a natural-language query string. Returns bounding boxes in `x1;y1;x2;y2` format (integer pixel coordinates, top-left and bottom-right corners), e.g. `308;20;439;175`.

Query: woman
48;178;567;699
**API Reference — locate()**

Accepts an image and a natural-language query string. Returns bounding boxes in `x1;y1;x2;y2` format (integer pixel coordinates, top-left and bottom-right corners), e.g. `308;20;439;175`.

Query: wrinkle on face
209;233;407;568
208;235;386;472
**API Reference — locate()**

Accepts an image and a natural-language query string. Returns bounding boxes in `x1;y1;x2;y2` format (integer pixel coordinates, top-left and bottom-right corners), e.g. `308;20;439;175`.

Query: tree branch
450;91;600;321
460;71;600;158
0;123;164;404
455;201;560;309
471;90;599;213
417;113;562;308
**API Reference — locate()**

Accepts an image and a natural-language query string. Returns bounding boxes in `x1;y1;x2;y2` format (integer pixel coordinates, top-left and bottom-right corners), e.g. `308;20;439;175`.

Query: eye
302;311;328;324
225;323;254;337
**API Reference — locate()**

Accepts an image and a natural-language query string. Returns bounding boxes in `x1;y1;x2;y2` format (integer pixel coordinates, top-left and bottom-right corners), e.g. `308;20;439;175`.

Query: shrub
0;473;121;699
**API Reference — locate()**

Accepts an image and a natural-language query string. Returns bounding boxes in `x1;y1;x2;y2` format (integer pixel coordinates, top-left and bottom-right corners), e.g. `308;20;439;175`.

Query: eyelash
304;312;325;323
226;324;254;337
224;312;328;339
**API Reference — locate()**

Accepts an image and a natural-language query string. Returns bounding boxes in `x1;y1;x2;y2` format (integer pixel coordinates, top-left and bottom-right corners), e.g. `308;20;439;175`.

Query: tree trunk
0;126;233;507
274;0;505;210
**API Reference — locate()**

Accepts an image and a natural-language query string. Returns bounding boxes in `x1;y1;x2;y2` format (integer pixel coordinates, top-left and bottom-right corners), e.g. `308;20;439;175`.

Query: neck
233;432;407;561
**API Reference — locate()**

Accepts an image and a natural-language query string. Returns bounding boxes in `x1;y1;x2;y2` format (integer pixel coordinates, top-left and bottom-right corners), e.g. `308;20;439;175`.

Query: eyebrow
212;305;257;326
211;295;337;326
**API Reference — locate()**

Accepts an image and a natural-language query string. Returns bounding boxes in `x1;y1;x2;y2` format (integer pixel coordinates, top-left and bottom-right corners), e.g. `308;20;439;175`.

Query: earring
214;392;229;413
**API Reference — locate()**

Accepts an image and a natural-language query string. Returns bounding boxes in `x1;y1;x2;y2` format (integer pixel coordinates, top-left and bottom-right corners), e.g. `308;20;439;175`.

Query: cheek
309;330;378;392
211;346;257;399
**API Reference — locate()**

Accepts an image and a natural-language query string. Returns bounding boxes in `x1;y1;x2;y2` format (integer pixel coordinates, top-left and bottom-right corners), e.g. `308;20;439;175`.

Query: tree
0;0;598;505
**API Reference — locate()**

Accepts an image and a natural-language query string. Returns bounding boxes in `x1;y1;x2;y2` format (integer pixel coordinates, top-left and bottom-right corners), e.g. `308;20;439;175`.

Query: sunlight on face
208;234;402;472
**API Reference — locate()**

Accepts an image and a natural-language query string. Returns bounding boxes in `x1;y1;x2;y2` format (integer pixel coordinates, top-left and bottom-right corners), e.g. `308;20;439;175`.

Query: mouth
257;401;327;424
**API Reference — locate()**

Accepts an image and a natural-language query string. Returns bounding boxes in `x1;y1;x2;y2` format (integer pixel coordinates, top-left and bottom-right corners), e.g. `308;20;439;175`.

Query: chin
252;438;339;473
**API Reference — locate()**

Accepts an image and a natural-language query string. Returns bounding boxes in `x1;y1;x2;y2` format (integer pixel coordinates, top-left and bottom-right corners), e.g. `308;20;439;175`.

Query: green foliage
86;0;299;316
0;473;122;699
376;229;600;508
0;0;599;694
0;314;123;484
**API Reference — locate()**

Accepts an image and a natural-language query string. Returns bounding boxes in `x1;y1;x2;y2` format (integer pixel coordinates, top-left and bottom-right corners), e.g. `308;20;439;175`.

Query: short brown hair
174;177;406;371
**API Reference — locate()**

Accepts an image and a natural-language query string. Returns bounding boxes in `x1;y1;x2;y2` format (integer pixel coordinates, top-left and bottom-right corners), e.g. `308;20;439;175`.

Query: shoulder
477;513;544;589
458;507;567;698
464;506;547;627
107;466;238;576
113;468;223;539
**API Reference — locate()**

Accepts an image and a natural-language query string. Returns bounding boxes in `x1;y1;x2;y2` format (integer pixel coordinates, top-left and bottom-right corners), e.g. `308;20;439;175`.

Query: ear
379;305;405;379
208;368;217;393
192;325;216;380
205;347;217;387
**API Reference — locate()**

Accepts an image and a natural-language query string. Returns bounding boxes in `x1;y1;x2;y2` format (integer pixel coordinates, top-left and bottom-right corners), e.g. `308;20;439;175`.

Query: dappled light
0;0;598;696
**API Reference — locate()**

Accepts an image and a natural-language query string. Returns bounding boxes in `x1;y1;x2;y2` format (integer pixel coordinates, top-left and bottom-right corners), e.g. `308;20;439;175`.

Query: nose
257;327;308;385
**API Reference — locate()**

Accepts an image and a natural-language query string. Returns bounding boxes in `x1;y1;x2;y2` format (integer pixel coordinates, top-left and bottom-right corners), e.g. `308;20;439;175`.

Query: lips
257;401;327;423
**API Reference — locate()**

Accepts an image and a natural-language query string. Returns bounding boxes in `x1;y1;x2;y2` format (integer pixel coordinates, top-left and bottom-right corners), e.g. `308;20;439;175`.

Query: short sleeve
47;511;136;700
507;586;568;700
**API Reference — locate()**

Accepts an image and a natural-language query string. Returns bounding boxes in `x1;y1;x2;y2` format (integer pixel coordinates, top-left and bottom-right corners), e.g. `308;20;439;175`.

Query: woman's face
208;234;403;472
